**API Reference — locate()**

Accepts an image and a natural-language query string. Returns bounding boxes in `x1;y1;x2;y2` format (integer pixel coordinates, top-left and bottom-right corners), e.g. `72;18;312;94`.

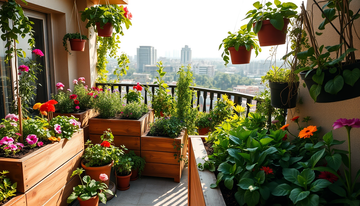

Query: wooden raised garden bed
188;136;226;206
0;130;84;193
141;129;188;183
89;110;154;155
2;195;26;206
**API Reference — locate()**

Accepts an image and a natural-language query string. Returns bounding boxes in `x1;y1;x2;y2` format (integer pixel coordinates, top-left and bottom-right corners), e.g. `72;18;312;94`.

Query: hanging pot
228;46;252;64
198;127;210;135
256;19;289;46
95;22;113;37
77;195;99;206
269;81;299;108
130;169;138;181
69;39;86;51
116;172;132;191
81;160;113;186
300;61;360;103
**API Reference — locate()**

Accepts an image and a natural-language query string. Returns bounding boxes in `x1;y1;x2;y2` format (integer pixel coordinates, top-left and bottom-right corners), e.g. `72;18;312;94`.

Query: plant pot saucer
106;181;117;201
117;184;130;191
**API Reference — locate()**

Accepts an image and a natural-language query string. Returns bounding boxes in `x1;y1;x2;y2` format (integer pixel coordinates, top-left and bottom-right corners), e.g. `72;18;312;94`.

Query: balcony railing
95;83;258;117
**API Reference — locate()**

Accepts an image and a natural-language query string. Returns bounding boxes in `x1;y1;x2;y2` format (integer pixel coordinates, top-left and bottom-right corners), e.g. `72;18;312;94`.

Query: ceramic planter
269;81;299;108
256;19;289;46
95;22;113;37
228;46;252;64
198;127;210;135
81;160;113;186
116;172;132;191
77;195;99;206
69;39;86;51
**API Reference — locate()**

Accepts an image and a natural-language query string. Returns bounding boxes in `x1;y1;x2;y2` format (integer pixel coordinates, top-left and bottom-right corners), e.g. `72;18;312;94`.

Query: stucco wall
288;0;360;175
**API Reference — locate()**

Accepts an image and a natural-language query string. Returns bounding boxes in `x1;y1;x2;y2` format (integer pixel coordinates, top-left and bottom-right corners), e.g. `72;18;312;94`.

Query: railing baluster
203;91;207;113
246;98;251;118
197;90;200;111
209;92;214;111
144;88;148;105
171;86;175;97
126;86;129;104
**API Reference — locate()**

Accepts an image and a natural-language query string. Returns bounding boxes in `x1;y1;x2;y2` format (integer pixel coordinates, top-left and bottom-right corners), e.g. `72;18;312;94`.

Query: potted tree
62;33;88;54
115;156;133;191
67;168;113;206
80;5;131;37
244;0;298;46
125;150;146;181
219;26;261;66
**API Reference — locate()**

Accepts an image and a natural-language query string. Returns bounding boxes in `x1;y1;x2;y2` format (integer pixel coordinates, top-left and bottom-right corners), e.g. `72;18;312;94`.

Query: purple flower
16;143;24;148
37;142;44;147
26;134;38;145
272;120;279;124
32;49;44;57
333;118;360;130
5;113;19;121
0;136;14;145
54;124;62;134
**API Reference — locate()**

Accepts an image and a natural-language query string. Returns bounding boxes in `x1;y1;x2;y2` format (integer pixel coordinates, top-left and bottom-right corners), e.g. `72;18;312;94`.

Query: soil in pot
70;39;86;51
81;160;113;186
116;172;132;191
198;127;210;135
0;140;52;158
95;22;113;37
269;81;299;108
228;46;252;64
256;19;289;46
77;195;99;206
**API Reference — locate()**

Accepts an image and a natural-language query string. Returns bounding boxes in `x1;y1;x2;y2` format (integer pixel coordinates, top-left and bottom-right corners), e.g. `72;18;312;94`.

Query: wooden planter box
188;136;226;206
2;195;26;206
90;0;128;4
0;130;84;193
89;110;154;155
141;129;188;183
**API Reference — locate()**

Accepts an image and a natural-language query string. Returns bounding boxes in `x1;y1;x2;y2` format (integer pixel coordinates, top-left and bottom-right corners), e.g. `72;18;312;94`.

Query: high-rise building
137;46;157;72
181;45;192;65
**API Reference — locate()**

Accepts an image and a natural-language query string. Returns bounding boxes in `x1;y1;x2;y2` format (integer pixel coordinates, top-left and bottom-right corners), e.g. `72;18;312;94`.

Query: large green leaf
325;154;342;171
238;178;254;190
324;75;344;94
260;137;273;146
309;148;325;169
274;0;281;6
283;168;300;183
254;21;262;34
255;171;265;184
272;183;292;196
244;190;260;206
228;148;243;165
297;194;319;206
343;68;360;86
225;176;234;190
260;185;270;200
323;131;333;145
325;44;342;52
289;188;310;204
309;84;321;102
218;162;232;174
312;72;325;85
270;13;284;30
229;135;242;145
253;1;261;9
310;179;332;192
235;189;246;206
328;183;347;197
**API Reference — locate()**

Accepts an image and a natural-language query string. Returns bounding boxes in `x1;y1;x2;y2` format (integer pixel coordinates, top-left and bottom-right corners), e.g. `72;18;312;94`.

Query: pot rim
81;159;114;169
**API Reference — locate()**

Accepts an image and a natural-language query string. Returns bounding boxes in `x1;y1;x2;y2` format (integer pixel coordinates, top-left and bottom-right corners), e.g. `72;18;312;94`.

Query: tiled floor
73;167;188;206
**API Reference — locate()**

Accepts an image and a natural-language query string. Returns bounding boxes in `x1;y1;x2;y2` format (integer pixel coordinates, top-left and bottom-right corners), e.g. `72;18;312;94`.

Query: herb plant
0;171;17;203
261;66;299;83
148;117;185;139
62;33;88;54
125;150;146;177
115;157;133;176
120;102;148;120
93;87;122;118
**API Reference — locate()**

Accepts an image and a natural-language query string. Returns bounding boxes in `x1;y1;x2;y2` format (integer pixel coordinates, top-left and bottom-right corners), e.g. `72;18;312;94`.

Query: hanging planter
95;22;113;37
256;19;289;46
269;81;299;108
63;34;88;54
228;46;252;64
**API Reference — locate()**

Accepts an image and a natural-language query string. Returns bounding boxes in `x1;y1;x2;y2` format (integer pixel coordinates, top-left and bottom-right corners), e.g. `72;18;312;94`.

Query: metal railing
95;83;258;117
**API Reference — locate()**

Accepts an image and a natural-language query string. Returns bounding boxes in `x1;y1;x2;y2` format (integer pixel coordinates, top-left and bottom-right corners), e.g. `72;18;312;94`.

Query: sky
119;0;307;60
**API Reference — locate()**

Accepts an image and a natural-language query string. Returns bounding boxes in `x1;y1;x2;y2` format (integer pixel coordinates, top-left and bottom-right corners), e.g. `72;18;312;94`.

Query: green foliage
53;90;74;113
148;117;185;139
195;112;214;129
73;81;93;110
49;115;80;140
125;150;146;177
0;119;19;141
23;117;50;142
115;157;133;176
124;83;143;103
113;53;130;83
0;0;35;62
67;168;113;204
120;102;148;120
62;33;88;54
0;171;17;203
244;0;298;34
254;90;283;130
93;87;122;118
219;26;261;66
211;95;233;127
261;66;299;83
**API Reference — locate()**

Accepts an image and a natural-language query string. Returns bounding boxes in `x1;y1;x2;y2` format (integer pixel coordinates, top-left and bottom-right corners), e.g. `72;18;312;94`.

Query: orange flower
291;116;300;121
299;125;317;139
48;136;60;142
280;124;289;130
40;111;48;116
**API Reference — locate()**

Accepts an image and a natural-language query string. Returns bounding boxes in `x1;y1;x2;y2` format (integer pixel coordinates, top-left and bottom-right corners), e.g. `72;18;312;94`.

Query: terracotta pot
77;195;99;206
256;19;289;46
69;39;86;51
95;22;113;37
198;127;210;135
116;172;132;191
130;169;138;181
228;46;252;64
81;160;113;186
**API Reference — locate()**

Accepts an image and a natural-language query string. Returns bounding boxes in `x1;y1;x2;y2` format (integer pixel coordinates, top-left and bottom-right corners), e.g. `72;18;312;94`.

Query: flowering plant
67;168;113;204
148;117;185;139
82;129;124;167
93;87;122;118
124;82;143;103
195;112;214;129
49;115;80;140
0;170;17;203
120;102;148;120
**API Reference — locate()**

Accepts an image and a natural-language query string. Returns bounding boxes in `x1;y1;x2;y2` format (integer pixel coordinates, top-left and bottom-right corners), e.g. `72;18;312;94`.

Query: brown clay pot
77;195;99;206
95;22;113;37
81;160;113;186
130;169;138;181
256;19;289;46
228;46;252;64
69;39;86;51
116;172;132;191
198;127;210;135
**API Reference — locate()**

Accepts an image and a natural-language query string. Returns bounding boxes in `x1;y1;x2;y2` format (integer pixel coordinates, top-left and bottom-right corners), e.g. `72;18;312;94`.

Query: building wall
288;0;360;175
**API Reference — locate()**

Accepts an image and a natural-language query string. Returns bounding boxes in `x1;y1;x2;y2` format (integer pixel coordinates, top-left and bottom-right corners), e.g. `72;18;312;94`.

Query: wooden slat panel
3;194;26;206
89;134;140;150
189;138;206;206
141;151;179;165
141;135;182;153
90;0;128;4
142;163;180;181
25;151;83;206
125;150;141;157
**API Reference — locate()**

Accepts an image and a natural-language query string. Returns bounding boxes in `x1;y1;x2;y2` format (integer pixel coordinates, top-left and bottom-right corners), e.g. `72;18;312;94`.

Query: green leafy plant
261;66;299;83
124;83;143;103
93;87;122;118
148;117;185;139
62;33;88;54
125;150;146;177
219;26;261;66
67;168;113;204
0;171;17;203
120;102;148;120
49;115;80;140
196;112;214;129
244;0;298;34
23;117;50;141
115;157;133;176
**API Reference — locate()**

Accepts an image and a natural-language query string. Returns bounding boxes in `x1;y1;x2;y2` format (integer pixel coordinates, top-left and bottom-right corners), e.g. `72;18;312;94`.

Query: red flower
260;166;273;175
282;134;288;141
87;92;93;96
70;94;77;99
74;100;80;105
318;171;338;183
291;116;300;122
47;100;58;105
40;103;55;113
100;141;111;148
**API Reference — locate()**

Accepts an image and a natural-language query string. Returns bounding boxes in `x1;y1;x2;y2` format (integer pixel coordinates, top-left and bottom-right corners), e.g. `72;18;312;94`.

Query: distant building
181;45;192;65
193;65;215;77
144;65;176;76
137;46;157;73
233;85;259;95
133;73;151;83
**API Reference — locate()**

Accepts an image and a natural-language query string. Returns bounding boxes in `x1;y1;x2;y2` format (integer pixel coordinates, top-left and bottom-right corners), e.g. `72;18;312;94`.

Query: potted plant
80;5;132;37
114;156;133;191
244;0;298;46
67;168;113;206
219;26;261;66
81;129;124;186
62;33;88;54
196;112;213;135
261;66;299;108
125;150;146;181
295;1;360;102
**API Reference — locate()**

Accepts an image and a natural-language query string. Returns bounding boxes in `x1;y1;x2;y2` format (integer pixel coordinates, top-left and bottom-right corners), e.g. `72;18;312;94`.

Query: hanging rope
73;0;84;40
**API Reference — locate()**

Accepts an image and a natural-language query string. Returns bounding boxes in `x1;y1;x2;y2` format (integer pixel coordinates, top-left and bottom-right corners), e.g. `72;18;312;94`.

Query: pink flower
333;118;360;130
94;95;98;98
37;142;44;147
54;124;62;134
5;144;18;151
67;89;72;92
84;85;88;90
32;49;44;57
16;143;24;148
56;82;65;90
0;136;14;145
0;125;5;128
15;133;21;136
26;134;38;145
18;65;29;72
123;7;132;20
10;122;17;127
87;92;93;96
5;114;19;121
99;173;108;182
69;119;81;128
75;106;80;110
78;77;85;83
73;79;78;84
